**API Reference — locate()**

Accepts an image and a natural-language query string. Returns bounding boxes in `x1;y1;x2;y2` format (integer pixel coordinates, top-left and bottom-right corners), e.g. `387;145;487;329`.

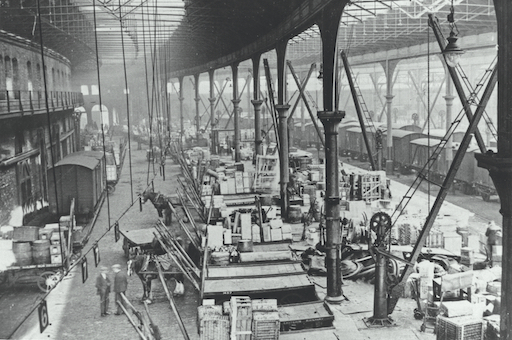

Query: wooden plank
279;301;334;323
122;228;157;245
207;262;304;279
203;273;312;295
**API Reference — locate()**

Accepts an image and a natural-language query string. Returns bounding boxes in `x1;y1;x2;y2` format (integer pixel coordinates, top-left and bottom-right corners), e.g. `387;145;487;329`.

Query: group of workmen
95;264;129;317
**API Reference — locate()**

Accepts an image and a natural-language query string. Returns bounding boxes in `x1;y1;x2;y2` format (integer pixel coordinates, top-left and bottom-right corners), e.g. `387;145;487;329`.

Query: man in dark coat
95;266;111;317
112;264;129;315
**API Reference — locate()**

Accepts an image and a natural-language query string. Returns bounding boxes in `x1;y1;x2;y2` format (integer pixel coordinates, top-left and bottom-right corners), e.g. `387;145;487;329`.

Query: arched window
0;55;4;98
5;56;13;99
12;58;19;99
51;67;55;91
36;63;41;91
27;61;33;92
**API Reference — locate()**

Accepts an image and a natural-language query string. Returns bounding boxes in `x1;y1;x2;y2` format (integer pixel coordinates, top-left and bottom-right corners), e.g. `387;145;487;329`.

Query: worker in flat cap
95;266;111;317
112;264;129;315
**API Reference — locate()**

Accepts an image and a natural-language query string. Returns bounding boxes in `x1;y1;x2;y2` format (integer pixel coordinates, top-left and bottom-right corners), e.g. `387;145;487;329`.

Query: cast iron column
385;94;394;172
277;105;290;220
178;76;184;143
252;54;263;156
252;100;264;155
194;74;200;140
476;2;512;338
318;111;345;303
209;69;216;154
275;40;290;219
232;62;241;162
444;76;455;163
317;0;345;303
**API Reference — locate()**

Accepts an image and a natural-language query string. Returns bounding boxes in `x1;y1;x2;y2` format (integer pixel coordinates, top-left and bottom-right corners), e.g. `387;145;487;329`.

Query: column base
324;295;345;305
385;160;393;175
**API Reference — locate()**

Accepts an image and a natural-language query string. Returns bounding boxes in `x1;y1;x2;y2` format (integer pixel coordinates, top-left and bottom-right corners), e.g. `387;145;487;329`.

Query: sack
173;281;185;296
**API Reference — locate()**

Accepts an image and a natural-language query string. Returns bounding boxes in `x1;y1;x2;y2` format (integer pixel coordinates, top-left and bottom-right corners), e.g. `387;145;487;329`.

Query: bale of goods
13;226;40;242
211;251;230;265
239;251;293;263
32;240;51;265
436;315;483;340
12;241;32;266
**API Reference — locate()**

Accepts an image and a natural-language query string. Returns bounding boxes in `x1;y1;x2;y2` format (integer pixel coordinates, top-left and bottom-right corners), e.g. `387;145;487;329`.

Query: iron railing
0;90;84;116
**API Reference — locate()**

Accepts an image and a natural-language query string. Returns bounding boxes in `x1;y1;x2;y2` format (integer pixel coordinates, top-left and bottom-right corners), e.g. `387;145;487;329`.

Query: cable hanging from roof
142;0;156;184
119;0;135;202
93;0;112;229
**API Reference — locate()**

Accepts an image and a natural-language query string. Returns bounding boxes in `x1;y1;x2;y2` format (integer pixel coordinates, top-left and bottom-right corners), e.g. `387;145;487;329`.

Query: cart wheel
37;271;58;292
107;184;116;194
420;324;426;332
414;308;424;320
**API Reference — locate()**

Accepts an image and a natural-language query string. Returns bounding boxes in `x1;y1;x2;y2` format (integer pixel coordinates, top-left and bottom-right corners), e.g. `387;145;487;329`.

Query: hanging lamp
443;0;464;67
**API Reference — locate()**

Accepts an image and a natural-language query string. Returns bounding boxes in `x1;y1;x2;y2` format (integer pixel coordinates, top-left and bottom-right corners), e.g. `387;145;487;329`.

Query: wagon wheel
279;293;304;305
37;271;58;292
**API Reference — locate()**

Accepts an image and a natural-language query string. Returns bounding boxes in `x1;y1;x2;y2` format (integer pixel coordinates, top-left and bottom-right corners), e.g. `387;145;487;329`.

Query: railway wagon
459;147;496;201
48;151;105;216
409;138;449;182
339;120;360;156
427;129;466;143
382;129;426;172
346;125;386;162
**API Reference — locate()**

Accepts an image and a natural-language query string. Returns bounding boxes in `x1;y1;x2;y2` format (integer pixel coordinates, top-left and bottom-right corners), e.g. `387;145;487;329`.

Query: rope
427;23;431;208
141;1;155;185
119;0;134;202
35;0;66;300
93;0;112;229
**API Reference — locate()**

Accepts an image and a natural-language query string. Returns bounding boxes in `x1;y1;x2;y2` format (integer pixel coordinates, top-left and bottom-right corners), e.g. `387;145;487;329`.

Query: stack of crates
360;173;382;202
436;315;483;340
426;228;444;248
398;223;418;245
251;299;279;340
230;296;252;340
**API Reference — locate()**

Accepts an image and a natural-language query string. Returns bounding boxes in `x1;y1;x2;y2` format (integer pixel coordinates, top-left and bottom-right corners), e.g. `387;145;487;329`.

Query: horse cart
121;227;159;258
0;262;67;292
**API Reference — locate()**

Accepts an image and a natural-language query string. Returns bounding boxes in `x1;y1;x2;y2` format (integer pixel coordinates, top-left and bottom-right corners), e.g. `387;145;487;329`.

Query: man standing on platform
112;264;128;315
95;266;111;317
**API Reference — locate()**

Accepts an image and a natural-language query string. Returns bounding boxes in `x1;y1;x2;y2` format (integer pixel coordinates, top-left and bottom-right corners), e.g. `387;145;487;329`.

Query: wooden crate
436;315;483;340
199;314;230;340
252;311;279;340
230;296;252;340
279;301;334;332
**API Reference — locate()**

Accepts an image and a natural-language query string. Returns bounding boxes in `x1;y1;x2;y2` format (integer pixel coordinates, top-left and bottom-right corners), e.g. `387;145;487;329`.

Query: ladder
263;59;281;152
455;57;498;144
341;50;378;170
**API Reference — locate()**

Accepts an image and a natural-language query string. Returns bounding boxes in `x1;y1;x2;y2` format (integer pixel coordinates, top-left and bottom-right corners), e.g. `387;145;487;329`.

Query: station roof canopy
0;0;496;73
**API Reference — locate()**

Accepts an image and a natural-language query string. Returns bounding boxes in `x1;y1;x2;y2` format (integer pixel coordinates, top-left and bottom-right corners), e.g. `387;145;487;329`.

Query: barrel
288;206;303;224
237;239;253;253
12;241;33;266
32;240;51;265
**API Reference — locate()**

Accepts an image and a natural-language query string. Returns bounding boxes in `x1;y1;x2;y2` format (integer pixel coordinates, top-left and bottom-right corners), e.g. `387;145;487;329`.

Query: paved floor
7;146;491;340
